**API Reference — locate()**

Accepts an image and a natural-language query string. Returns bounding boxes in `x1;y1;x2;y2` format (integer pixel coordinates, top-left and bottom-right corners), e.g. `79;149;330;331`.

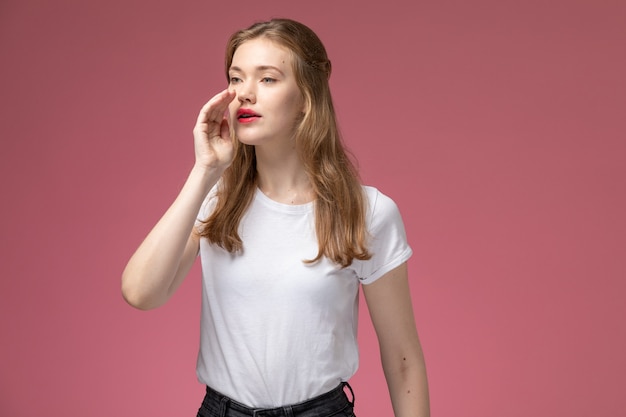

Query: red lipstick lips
237;108;260;123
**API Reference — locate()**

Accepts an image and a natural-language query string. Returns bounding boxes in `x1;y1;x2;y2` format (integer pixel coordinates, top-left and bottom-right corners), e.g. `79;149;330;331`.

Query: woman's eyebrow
229;65;285;75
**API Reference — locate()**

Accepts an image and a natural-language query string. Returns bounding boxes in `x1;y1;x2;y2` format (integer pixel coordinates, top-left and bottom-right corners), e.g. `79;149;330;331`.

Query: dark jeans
196;382;356;417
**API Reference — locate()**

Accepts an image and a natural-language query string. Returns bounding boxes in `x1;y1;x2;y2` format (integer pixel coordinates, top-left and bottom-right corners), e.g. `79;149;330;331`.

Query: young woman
122;18;429;417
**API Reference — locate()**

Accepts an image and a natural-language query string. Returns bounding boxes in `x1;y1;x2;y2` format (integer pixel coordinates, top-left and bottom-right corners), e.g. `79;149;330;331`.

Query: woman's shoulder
361;185;404;228
197;182;221;221
351;185;412;281
361;185;400;210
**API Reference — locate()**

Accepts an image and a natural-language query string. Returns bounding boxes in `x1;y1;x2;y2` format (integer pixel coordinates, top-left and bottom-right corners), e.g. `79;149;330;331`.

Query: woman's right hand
122;89;237;310
192;89;237;172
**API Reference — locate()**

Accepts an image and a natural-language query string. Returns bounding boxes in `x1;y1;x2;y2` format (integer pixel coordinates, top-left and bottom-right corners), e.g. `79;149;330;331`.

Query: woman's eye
261;77;276;83
229;77;241;84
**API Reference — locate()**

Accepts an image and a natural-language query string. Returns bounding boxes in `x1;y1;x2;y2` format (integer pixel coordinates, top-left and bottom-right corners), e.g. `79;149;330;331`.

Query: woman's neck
255;145;314;205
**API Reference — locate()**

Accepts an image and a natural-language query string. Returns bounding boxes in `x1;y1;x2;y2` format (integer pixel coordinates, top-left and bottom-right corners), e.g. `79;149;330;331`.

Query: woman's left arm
362;262;430;417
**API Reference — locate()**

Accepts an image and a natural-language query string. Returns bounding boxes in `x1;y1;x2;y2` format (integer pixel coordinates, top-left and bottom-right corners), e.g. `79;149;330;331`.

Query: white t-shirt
196;185;412;408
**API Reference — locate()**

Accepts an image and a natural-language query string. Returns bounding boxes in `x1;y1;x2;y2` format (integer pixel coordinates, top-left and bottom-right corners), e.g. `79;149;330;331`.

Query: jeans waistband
201;382;355;417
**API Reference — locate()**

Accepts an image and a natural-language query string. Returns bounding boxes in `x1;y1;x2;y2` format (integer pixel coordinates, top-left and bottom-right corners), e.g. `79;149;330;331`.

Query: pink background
1;0;624;416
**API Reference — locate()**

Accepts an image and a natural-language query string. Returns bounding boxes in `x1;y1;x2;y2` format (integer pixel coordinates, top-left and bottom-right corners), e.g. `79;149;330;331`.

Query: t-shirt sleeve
195;183;220;229
350;187;413;285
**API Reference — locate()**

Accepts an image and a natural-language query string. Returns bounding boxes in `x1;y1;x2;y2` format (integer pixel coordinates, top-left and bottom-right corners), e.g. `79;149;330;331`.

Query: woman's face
227;38;305;148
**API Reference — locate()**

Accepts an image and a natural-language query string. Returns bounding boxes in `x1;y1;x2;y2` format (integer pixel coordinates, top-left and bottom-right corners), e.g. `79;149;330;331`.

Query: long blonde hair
199;18;371;267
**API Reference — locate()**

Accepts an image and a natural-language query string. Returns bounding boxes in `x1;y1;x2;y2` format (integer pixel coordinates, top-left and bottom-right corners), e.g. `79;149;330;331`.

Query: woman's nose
237;84;256;104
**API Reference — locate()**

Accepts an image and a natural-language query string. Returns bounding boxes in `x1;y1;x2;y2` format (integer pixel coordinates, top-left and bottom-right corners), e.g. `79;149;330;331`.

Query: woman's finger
197;89;235;126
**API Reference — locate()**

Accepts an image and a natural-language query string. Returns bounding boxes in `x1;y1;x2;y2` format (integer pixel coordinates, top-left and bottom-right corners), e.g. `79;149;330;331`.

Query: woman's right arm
121;89;236;310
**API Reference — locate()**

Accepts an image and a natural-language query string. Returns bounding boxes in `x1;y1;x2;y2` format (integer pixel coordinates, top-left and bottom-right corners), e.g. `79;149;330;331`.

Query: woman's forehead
231;38;293;70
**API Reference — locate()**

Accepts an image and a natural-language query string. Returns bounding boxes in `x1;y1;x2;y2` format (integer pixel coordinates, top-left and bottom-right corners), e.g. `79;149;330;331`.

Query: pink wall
1;0;624;415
